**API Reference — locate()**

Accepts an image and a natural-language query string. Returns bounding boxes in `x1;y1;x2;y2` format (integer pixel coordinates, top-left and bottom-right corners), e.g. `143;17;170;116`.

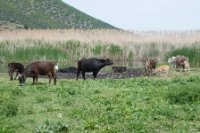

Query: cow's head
18;74;26;86
168;57;176;64
105;58;114;65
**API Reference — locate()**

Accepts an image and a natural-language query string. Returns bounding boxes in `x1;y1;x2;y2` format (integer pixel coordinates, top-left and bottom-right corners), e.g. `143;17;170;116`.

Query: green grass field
1;71;200;133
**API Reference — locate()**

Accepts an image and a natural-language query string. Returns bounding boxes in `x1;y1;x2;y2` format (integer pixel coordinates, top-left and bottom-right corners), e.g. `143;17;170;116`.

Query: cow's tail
54;64;59;71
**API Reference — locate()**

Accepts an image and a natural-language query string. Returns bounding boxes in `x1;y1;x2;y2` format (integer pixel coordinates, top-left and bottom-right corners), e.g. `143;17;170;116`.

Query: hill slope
0;0;116;29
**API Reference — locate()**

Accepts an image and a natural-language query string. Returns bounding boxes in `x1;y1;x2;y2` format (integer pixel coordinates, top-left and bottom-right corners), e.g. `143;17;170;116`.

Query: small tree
24;24;28;30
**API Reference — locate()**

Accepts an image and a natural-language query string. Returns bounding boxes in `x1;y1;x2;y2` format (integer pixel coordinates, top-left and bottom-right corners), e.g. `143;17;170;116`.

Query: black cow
76;58;113;80
8;62;24;80
58;66;78;73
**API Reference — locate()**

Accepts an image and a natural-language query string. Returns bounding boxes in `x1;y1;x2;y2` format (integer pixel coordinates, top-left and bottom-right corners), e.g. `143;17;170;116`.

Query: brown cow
168;55;190;71
175;56;187;71
8;63;24;80
144;57;157;76
18;61;58;85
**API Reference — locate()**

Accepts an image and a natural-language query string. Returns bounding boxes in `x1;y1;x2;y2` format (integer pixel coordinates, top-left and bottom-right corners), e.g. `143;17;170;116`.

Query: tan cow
153;65;170;74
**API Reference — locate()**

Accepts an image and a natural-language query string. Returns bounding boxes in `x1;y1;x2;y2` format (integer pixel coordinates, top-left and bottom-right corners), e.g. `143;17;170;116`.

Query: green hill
0;0;117;29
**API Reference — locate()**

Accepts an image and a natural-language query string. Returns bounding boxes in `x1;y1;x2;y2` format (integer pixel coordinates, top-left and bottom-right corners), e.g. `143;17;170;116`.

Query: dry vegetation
0;29;200;70
1;29;200;45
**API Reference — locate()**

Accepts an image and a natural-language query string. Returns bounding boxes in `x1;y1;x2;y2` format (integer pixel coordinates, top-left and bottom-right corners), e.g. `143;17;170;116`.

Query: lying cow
58;66;78;73
76;58;113;80
112;66;127;73
153;65;170;75
144;57;157;76
8;62;24;80
18;61;58;85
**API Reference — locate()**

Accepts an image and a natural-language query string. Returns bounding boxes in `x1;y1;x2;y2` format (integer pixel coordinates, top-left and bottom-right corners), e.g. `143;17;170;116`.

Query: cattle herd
7;55;190;86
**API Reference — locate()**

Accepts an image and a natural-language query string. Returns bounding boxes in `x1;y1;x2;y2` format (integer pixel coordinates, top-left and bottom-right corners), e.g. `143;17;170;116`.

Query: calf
112;66;127;73
144;57;157;76
8;63;24;80
153;65;170;75
18;61;58;85
76;58;113;80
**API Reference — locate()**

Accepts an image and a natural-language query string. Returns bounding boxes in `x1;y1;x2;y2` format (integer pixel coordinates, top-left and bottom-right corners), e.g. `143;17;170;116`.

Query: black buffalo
58;66;78;73
8;62;24;80
76;58;113;80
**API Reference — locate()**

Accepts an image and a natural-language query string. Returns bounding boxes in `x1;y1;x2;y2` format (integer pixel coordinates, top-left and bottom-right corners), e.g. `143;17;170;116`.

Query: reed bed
1;29;200;45
0;29;200;72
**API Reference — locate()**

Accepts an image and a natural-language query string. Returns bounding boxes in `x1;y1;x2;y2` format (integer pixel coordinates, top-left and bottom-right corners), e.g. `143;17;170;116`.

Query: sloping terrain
0;0;116;29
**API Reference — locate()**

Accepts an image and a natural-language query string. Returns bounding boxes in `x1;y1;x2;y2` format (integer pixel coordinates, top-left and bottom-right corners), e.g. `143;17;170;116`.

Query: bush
24;24;28;30
35;120;68;133
165;44;200;67
92;45;102;56
4;101;18;117
167;82;200;104
109;44;123;56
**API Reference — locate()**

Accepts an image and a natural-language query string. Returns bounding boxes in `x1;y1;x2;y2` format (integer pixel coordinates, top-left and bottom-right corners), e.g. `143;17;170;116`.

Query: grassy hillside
0;0;116;29
0;21;24;30
1;72;200;132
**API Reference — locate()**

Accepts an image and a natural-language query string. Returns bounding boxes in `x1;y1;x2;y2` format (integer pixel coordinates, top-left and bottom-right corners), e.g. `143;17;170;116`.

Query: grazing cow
18;61;58;85
175;57;187;71
144;57;157;76
153;65;170;75
58;66;78;73
76;58;113;80
168;55;190;71
8;63;24;80
112;66;127;73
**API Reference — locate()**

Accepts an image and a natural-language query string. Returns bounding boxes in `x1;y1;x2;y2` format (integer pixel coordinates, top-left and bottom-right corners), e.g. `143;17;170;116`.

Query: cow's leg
182;64;185;72
32;74;38;85
76;69;81;80
48;73;52;84
9;69;14;80
93;71;98;79
53;74;57;85
32;76;36;85
14;72;18;80
149;69;152;76
82;71;86;80
51;71;56;85
35;75;38;84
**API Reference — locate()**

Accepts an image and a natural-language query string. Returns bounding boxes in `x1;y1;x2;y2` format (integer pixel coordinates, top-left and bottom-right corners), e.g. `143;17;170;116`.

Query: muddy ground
56;68;146;79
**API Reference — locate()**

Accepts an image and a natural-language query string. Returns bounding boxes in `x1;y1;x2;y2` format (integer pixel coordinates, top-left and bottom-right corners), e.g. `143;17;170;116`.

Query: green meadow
1;29;200;132
1;71;200;132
